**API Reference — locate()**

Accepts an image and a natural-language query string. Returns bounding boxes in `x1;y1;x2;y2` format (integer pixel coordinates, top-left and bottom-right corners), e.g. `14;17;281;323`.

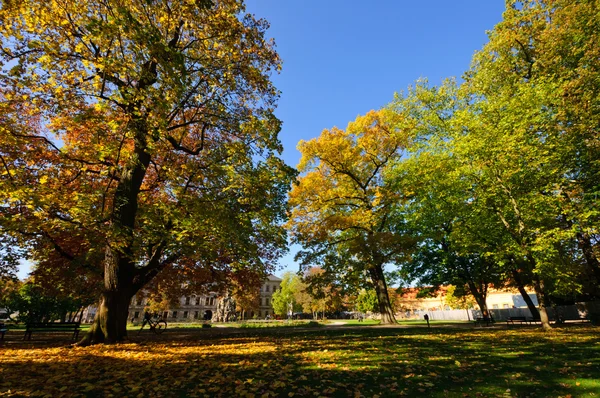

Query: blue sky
16;1;506;280
243;1;507;276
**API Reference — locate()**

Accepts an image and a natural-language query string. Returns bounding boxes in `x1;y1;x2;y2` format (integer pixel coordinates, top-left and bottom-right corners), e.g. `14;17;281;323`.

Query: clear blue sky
16;1;506;280
243;0;507;277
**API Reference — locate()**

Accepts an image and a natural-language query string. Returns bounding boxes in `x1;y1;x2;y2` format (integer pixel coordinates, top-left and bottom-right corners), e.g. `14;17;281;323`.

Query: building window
172;311;178;318
163;311;169;319
266;285;270;292
134;311;140;319
209;297;215;306
136;297;143;306
183;311;188;319
205;297;210;306
492;304;499;309
194;311;199;319
503;304;509;309
185;297;190;305
266;298;270;306
196;297;200;305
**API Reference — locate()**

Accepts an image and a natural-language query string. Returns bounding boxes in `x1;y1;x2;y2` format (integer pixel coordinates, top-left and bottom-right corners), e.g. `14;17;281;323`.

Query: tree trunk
368;265;396;324
82;290;132;344
78;246;137;345
532;276;552;330
467;281;489;318
511;269;540;319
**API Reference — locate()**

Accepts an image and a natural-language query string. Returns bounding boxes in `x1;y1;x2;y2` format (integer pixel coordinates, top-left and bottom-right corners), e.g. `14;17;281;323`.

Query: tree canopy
0;0;293;343
287;0;600;329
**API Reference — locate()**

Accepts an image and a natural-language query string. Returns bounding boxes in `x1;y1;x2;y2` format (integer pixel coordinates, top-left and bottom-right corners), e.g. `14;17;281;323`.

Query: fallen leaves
0;326;599;397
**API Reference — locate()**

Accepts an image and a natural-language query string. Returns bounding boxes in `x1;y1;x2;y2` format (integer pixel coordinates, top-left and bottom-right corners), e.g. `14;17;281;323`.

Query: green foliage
0;278;21;320
385;0;600;314
271;272;303;316
8;282;86;324
444;285;476;310
354;289;378;314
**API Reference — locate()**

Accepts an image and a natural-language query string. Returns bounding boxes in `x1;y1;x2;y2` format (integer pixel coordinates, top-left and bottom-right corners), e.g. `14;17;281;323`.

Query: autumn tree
0;0;293;343
288;109;416;324
297;267;343;320
231;270;263;320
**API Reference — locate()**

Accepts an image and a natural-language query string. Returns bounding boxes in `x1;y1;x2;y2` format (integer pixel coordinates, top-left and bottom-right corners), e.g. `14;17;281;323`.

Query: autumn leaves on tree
1;0;599;341
0;0;294;343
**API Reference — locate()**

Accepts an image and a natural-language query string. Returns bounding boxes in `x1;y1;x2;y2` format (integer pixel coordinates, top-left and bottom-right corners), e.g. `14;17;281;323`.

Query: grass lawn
1;324;598;397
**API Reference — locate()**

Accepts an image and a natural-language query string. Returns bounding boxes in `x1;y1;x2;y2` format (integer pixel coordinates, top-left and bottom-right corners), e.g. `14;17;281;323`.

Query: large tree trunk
83;290;133;344
532;276;552;330
511;269;540;319
368;265;396;324
78;246;138;345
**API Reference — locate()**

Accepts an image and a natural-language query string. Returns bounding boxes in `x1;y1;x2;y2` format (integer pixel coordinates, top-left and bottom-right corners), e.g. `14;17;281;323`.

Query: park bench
506;316;528;325
474;316;494;326
24;322;81;341
0;323;7;341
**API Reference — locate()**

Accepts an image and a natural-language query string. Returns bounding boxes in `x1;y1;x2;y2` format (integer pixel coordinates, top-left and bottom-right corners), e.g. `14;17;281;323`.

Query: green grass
2;324;599;397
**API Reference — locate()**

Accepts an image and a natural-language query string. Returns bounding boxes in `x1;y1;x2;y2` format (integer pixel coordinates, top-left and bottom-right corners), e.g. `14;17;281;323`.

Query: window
205;297;210;306
492;304;499;309
266;285;270;292
134;311;140;319
183;311;188;319
209;297;215;306
196;297;200;305
163;311;169;319
503;304;509;309
185;297;190;305
194;311;199;319
136;297;143;306
266;298;270;306
172;311;178;318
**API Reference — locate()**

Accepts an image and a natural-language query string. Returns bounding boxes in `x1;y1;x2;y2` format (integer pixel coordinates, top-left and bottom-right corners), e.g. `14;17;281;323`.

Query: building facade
121;274;283;323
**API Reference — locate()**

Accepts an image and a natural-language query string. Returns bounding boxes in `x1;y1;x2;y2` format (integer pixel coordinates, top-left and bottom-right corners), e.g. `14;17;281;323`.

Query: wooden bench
24;322;81;341
506;316;528;325
0;323;7;341
474;316;494;326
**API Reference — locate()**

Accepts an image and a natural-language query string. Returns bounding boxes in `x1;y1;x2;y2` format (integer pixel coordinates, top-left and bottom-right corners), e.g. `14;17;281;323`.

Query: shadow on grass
1;325;599;397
